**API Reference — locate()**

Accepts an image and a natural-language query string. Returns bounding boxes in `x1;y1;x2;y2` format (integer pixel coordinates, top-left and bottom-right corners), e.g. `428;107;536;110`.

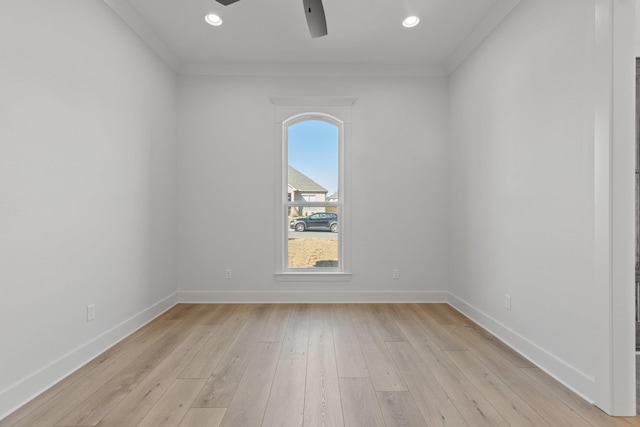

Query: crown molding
177;62;449;77
103;0;179;71
445;0;523;75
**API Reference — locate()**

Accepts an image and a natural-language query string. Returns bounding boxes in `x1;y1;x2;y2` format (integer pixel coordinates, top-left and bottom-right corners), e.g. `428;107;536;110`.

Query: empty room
1;0;639;425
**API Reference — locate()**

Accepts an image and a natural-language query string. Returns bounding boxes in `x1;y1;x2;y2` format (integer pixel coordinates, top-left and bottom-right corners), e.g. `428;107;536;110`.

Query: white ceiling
104;0;522;75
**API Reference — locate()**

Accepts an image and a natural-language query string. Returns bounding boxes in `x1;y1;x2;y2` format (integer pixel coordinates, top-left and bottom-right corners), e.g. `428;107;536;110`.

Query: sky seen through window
288;120;338;195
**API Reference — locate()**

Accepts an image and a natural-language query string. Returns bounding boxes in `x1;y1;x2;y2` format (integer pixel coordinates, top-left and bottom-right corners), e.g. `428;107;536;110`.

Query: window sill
274;272;352;282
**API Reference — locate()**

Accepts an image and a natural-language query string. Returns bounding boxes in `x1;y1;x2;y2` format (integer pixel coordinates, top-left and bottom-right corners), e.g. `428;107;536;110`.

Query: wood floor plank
637;354;640;415
348;304;407;392
624;417;640;427
521;367;634;427
178;304;223;326
160;304;196;321
422;303;475;326
0;348;114;427
393;316;509;427
4;318;172;426
179;408;226;427
381;303;413;320
339;378;385;427
55;319;191;427
12;318;183;427
280;304;310;360
193;304;273;408
4;304;639;427
367;304;407;342
179;304;254;379
200;304;237;325
262;359;306;427
386;342;468;426
304;306;344;427
445;323;590;427
475;326;536;368
385;341;448;399
446;350;552;427
219;342;280;427
178;408;227;427
137;378;206;427
400;304;466;351
376;391;428;427
330;305;369;378
446;322;534;368
260;304;293;342
92;324;217;427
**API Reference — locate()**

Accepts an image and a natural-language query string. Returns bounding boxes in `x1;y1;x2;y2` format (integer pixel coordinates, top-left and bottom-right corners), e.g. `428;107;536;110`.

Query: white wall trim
178;62;448;77
102;0;179;70
177;290;448;303
593;0;637;415
593;0;615;413
0;292;179;421
609;0;637;415
447;293;597;404
445;0;523;74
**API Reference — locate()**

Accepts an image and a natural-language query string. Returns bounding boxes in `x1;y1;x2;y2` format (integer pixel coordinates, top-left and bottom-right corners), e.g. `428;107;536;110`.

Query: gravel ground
288;238;338;268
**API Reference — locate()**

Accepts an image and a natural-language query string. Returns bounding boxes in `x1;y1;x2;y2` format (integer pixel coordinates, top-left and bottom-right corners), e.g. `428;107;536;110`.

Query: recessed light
402;16;420;28
205;14;223;26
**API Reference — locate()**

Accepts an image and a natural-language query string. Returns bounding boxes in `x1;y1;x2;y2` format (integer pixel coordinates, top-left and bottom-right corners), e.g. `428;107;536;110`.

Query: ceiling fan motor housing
214;0;327;38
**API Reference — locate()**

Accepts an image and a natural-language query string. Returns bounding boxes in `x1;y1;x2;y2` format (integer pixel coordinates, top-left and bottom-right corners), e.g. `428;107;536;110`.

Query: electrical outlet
87;304;96;321
392;269;400;279
225;269;232;279
504;294;511;310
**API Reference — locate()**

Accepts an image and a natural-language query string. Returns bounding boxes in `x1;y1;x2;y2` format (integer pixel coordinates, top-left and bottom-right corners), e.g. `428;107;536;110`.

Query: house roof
288;166;327;193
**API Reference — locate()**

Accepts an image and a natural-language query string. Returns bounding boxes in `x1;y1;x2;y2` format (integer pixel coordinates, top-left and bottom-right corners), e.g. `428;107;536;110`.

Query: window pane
288;120;338;204
287;210;339;269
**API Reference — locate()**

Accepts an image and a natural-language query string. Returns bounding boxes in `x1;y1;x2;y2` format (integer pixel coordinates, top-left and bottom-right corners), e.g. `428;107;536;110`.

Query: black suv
290;213;338;232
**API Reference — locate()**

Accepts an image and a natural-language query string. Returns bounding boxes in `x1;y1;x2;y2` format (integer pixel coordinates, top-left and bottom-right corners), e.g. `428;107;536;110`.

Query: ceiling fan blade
303;0;328;38
215;0;240;5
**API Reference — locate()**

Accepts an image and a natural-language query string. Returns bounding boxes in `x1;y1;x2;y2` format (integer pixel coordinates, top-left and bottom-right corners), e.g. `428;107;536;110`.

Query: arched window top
287;118;339;204
284;112;344;129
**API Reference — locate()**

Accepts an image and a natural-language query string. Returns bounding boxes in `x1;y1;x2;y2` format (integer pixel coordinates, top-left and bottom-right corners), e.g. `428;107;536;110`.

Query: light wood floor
637;354;640;415
2;303;639;427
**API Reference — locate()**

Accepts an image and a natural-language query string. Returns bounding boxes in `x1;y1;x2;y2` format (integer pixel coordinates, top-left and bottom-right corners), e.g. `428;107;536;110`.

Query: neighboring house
326;191;338;213
288;165;327;216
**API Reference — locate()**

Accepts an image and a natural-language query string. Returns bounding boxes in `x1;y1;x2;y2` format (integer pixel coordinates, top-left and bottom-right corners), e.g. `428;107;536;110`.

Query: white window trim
272;97;354;280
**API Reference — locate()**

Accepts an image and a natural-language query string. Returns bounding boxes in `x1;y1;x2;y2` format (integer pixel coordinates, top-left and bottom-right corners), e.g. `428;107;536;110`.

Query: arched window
273;97;354;280
285;116;341;271
274;112;351;278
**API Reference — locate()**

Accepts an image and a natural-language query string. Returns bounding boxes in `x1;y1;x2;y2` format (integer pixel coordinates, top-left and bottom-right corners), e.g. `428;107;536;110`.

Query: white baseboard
0;292;179;421
177;290;448;303
447;292;596;404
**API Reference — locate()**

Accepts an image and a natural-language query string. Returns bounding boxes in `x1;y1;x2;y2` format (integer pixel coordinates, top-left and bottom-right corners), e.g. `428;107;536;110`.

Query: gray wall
448;0;625;407
0;0;177;417
176;75;449;300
